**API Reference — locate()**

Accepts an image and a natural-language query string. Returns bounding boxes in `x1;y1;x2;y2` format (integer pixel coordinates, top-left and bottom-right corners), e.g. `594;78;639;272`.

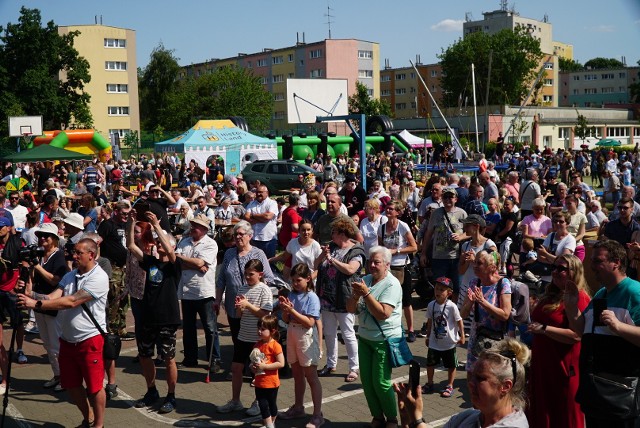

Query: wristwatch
409;417;426;428
35;300;43;310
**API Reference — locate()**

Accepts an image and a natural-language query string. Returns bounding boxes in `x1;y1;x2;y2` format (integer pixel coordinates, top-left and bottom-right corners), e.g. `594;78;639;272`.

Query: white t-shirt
359;215;388;254
7;204;28;229
286;238;322;272
56;264;109;343
246;197;278;241
176;235;218;300
378;220;412;267
426;299;462;351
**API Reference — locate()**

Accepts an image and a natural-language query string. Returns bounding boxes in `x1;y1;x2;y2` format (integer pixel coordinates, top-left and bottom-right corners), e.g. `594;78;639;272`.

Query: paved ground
0;295;473;428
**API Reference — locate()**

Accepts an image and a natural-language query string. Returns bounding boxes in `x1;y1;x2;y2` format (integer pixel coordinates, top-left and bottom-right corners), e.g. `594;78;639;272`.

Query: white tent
397;129;432;149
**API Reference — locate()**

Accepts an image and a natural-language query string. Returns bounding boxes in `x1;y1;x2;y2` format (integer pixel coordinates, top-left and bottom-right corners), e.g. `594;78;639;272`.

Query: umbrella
5;177;29;191
595;138;621;147
2;144;92;162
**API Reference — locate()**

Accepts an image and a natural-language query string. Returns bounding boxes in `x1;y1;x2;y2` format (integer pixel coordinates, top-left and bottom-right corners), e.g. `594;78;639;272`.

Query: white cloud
431;19;464;32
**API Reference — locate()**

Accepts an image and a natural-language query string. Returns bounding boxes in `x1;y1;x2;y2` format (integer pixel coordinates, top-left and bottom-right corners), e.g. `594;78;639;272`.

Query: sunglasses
553;265;569;273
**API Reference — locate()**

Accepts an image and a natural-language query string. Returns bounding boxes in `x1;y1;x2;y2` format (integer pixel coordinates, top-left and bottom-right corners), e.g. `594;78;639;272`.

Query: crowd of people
0;143;638;428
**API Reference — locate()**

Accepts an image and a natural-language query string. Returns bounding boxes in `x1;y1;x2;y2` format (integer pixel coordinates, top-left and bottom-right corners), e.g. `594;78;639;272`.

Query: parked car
240;160;322;195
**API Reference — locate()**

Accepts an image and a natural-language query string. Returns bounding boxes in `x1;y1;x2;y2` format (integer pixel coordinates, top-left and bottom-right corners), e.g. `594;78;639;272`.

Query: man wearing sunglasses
6;191;28;230
602;197;640;278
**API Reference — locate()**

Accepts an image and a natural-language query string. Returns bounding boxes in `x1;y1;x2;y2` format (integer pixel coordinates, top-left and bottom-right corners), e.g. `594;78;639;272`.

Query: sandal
441;385;454;398
421;383;434;394
345;370;359;383
317;366;336;377
370;417;386;428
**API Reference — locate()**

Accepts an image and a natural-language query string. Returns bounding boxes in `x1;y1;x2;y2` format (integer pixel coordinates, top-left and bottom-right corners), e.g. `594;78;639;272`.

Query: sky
1;0;640;69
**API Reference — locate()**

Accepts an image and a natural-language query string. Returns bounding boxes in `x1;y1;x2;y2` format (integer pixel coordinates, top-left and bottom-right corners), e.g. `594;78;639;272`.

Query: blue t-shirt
289;290;321;320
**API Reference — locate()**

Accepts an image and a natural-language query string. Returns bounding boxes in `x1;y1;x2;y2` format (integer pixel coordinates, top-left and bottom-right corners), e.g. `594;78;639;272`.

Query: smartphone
592;298;607;327
408;359;421;396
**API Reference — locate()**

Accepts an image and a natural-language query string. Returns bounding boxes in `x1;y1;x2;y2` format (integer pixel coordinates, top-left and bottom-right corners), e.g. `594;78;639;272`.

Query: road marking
6;403;31;428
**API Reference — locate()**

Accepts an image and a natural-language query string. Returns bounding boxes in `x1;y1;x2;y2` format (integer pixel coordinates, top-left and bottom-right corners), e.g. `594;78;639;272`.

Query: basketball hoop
19;133;32;152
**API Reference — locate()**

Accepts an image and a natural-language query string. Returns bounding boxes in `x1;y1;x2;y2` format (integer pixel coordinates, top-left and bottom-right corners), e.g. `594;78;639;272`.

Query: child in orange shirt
251;315;285;428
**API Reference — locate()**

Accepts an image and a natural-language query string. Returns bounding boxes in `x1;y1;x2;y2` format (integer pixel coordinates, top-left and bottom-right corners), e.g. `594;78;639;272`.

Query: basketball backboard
9;116;43;137
286;79;348;124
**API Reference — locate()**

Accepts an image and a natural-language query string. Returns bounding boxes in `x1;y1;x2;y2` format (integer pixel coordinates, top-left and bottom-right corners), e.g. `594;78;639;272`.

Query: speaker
282;135;294;160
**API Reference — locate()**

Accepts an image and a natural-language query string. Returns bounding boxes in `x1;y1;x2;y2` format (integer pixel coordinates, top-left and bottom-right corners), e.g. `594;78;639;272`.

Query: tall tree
0;7;92;131
438;27;543;107
161;65;273;131
348;81;392;117
138;43;181;129
559;57;583;72
630;69;640;104
584;57;624;69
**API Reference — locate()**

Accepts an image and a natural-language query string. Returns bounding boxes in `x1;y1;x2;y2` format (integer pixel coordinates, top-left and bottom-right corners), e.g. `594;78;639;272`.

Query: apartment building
380;61;443;119
58;24;140;142
181;38;379;132
560;66;640;107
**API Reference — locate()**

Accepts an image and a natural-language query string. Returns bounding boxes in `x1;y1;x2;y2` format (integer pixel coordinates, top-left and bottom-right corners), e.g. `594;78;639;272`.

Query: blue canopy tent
155;120;277;176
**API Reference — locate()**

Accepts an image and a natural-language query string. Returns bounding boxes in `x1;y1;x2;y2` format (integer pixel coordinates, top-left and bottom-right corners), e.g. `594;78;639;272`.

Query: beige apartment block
58;25;140;142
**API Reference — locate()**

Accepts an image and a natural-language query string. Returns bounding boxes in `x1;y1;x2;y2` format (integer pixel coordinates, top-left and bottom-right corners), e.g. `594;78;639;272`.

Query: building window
410;102;417;109
247;61;252;68
410;87;416;93
584;74;598;81
310;49;322;59
257;59;267;67
543;95;553;103
272;56;283;65
288;54;294;62
381;75;390;82
410;72;416;79
573;75;580;81
274;93;285;101
358;70;373;78
358;50;373;59
544;62;553;70
601;87;615;94
274;111;285;119
431;85;437;92
573;89;579;95
109;129;130;138
395;103;407;110
310;69;323;78
396;73;406;80
381;90;391;96
106;84;128;93
607;127;628;137
367;89;374;96
104;38;126;48
273;74;284;83
431;70;438;77
260;77;268;85
108;106;129;116
105;61;127;71
619;72;626;78
584;88;597;94
288;73;294;78
601;73;614;80
544;79;553;86
395;88;406;95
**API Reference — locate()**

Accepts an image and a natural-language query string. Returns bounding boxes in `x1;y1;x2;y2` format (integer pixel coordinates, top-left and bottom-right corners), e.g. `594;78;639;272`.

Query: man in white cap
175;214;221;372
63;213;86;271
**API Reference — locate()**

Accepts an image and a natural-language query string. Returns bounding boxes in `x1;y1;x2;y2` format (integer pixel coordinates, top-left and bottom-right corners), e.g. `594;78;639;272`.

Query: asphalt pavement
1;297;473;428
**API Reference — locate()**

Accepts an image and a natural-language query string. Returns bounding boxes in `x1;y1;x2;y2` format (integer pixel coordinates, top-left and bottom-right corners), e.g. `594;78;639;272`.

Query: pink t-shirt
520;214;552;252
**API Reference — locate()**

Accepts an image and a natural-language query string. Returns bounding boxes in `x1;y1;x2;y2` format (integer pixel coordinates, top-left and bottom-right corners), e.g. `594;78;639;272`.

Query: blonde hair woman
527;254;590;428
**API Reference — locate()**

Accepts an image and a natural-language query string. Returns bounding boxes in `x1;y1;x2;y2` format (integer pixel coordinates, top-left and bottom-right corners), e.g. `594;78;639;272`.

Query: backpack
498;278;530;326
464;199;485;217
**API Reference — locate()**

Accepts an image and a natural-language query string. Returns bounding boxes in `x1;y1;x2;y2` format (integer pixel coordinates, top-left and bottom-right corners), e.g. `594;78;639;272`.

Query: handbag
81;303;122;361
576;298;640;419
371;309;413;368
471;325;504;357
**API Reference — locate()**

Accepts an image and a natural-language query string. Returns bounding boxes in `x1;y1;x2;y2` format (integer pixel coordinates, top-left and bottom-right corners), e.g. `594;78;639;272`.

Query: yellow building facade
58;25;140;142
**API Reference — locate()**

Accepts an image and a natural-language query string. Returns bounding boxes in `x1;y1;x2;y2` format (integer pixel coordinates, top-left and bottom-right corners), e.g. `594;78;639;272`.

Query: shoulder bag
81;303;122;361
369;292;413;368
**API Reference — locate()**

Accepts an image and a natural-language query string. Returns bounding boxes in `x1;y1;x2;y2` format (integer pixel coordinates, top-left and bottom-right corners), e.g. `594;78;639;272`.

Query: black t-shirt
497;211;519;241
140;254;180;326
98;219;127;267
33;249;68;316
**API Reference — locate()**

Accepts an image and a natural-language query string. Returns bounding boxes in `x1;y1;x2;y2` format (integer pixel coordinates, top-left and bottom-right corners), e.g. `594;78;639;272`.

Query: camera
19;245;45;264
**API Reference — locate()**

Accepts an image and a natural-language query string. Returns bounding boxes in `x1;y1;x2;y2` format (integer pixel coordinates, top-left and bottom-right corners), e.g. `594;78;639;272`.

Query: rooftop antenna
465;12;473;22
325;1;334;39
500;0;508;11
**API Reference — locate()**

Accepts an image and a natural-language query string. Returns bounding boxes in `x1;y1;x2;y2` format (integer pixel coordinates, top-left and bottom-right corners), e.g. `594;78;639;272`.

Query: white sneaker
217;399;243;413
25;322;39;334
246;400;261;416
0;384;5;395
522;271;538;282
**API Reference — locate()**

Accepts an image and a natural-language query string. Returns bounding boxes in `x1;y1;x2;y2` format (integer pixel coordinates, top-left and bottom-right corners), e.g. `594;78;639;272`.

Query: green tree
139;43;181;129
510;112;529;143
438;27;544;107
161;65;273;131
574;112;595;145
584;57;624;69
347;81;392;131
630;69;640;104
0;7;92;131
559;57;583;72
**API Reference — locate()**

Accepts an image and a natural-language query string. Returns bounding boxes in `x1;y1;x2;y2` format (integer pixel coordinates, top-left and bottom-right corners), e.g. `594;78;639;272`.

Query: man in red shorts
18;238;109;428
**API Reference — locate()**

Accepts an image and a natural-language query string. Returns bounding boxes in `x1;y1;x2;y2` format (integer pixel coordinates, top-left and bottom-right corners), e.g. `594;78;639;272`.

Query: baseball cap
462;214;487;227
0;217;12;228
435;277;453;289
442;187;457;197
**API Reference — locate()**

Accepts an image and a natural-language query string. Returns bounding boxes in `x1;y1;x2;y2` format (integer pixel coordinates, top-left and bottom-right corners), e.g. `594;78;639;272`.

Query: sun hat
189;213;211;229
63;213;85;231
